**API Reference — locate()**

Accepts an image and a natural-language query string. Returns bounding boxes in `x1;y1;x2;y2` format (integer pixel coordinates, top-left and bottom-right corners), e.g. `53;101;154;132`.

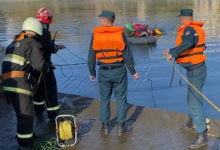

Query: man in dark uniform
88;10;139;136
33;8;65;122
1;17;49;150
164;9;207;148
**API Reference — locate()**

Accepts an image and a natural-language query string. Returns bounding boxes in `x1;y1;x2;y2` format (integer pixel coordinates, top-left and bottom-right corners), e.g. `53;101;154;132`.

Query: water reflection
1;0;220;118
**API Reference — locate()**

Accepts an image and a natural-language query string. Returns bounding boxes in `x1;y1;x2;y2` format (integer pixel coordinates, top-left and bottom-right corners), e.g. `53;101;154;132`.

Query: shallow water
1;0;220;119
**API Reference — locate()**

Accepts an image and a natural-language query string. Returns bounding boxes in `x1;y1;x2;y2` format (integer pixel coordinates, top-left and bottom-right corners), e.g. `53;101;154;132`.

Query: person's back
2;25;47;96
1;17;48;150
87;10;139;136
164;9;208;149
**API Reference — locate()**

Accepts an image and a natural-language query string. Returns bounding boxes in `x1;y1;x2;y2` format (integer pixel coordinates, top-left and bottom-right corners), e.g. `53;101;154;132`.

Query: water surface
1;0;220;119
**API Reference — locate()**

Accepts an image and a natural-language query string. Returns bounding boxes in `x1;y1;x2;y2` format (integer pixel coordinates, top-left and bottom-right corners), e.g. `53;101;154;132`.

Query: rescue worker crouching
87;10;139;136
164;9;207;149
1;17;49;150
33;8;65;123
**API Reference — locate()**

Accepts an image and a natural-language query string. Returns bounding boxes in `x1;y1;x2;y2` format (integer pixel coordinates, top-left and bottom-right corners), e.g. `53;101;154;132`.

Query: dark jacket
38;28;58;63
2;34;48;96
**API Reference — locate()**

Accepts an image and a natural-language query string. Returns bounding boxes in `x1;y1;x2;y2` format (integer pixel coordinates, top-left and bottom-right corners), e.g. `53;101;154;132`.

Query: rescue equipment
154;28;163;35
175;21;206;64
22;17;42;35
168;61;220;113
36;8;53;24
123;22;160;45
126;36;156;45
93;26;125;64
125;22;135;32
55;115;78;148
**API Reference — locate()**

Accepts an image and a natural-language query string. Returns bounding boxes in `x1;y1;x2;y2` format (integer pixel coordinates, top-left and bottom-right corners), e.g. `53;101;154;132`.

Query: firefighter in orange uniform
164;9;207;148
87;10;139;136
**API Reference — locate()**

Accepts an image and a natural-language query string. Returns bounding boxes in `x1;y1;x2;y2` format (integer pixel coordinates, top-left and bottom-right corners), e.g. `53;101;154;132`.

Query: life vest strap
98;55;123;60
178;52;204;58
195;43;206;48
96;49;119;53
1;71;25;80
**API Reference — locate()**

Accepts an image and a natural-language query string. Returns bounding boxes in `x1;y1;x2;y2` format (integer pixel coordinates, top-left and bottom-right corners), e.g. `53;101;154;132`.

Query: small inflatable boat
126;36;156;45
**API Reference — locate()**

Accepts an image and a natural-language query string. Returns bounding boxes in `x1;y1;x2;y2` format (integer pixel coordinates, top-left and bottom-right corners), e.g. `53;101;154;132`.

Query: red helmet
35;8;53;24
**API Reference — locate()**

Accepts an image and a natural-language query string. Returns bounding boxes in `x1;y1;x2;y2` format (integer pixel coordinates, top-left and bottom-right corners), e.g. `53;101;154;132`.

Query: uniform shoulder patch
15;42;20;47
185;31;190;36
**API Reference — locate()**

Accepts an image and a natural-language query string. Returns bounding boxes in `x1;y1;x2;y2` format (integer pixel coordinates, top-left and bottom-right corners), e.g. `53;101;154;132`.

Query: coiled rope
59;120;73;140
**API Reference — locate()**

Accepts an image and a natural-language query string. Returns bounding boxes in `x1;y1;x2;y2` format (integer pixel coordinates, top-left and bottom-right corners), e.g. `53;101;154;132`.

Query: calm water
1;0;220;118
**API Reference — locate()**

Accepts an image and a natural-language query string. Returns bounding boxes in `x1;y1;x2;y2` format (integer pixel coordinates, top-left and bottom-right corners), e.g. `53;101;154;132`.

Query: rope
33;137;61;150
169;60;175;88
168;61;220;113
54;63;86;66
59;120;73;140
64;47;86;62
53;47;87;78
148;79;157;108
56;115;78;148
55;54;74;78
32;72;45;97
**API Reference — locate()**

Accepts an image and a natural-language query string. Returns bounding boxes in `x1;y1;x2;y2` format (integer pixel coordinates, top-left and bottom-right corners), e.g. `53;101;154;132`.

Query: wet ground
1;93;220;150
1;0;220;149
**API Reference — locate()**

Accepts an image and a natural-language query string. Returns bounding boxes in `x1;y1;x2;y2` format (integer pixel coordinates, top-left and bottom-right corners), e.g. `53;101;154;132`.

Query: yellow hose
59;120;73;140
169;61;220;113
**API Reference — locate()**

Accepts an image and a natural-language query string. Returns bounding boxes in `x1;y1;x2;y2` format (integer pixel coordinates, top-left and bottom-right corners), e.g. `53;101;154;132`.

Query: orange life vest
175;21;206;64
92;26;125;64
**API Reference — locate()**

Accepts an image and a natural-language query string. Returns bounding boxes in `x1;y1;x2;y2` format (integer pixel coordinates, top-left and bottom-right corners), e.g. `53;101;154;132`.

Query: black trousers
5;92;34;147
33;69;59;120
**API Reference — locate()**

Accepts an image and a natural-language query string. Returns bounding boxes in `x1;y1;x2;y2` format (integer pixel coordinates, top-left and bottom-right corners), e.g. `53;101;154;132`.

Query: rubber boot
188;130;208;149
35;112;44;122
181;119;196;131
117;122;133;136
100;122;109;135
18;142;34;150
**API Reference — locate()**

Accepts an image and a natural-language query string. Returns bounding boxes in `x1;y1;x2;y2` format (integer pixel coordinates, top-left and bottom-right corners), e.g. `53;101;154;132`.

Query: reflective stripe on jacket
1;33;43;95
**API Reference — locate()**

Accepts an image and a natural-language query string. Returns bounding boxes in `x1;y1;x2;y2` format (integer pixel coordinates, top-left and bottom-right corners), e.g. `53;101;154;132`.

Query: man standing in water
87;10;139;136
164;9;207;148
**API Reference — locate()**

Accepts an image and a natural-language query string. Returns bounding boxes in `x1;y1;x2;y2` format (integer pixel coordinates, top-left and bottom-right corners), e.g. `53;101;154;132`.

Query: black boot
18;142;34;150
181;119;196;131
100;122;109;135
117;122;133;136
188;130;208;149
18;146;33;150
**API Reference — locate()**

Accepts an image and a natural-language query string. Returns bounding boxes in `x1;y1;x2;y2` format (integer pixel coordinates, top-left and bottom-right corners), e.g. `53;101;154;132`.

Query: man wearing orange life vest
87;10;139;136
164;9;207;148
